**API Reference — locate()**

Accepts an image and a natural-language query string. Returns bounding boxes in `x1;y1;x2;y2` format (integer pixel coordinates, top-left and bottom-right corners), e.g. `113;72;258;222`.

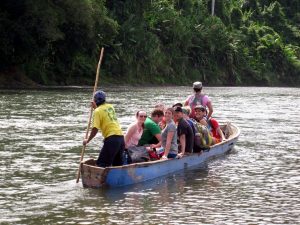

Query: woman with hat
184;81;213;120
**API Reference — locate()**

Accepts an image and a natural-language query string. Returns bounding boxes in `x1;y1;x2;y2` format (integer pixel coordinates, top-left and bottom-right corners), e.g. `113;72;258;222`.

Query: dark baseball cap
174;106;183;112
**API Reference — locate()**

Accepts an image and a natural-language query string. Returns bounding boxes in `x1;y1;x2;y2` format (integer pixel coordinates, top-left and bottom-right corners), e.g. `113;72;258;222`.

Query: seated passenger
138;109;164;146
154;102;166;129
156;107;178;159
124;110;147;149
182;106;204;152
154;102;166;111
172;103;183;124
194;105;207;124
174;106;194;157
172;102;183;108
182;106;196;134
194;105;225;143
207;117;225;143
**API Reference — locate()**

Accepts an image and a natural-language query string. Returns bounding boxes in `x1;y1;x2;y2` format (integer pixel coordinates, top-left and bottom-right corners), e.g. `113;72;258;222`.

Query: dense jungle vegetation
0;0;299;87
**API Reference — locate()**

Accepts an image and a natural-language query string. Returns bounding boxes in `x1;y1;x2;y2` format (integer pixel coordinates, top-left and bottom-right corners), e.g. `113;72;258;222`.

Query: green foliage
0;0;299;86
231;7;243;28
0;0;118;85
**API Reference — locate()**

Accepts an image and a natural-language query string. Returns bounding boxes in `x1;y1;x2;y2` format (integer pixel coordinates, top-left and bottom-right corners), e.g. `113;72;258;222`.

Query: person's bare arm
124;125;136;147
207;101;213;119
83;127;98;145
199;118;207;126
151;133;162;149
177;134;186;158
163;131;175;157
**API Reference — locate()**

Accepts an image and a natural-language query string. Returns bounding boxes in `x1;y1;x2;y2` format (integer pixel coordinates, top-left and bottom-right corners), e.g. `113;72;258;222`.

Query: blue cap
94;90;106;106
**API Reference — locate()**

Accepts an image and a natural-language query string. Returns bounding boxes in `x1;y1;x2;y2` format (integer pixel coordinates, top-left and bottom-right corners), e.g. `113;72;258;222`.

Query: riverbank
1;1;299;91
0;69;41;89
1;70;298;89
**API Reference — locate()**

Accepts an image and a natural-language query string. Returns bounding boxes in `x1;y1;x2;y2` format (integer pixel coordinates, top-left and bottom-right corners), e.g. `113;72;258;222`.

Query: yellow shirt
92;103;123;138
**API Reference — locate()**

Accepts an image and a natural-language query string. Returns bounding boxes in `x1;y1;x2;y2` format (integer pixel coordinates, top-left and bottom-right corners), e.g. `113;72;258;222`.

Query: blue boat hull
81;123;240;188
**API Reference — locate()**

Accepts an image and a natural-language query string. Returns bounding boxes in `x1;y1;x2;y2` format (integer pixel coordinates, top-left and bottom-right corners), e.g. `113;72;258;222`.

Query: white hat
193;81;202;89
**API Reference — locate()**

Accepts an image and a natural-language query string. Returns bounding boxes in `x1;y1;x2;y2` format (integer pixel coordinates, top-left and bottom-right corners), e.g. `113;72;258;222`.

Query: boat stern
81;159;108;188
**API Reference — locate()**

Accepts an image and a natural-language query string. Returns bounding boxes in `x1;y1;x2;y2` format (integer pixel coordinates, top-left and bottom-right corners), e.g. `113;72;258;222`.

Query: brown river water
0;86;299;224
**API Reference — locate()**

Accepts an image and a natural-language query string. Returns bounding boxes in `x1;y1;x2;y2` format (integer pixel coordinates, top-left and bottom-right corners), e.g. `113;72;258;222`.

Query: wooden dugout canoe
80;123;240;188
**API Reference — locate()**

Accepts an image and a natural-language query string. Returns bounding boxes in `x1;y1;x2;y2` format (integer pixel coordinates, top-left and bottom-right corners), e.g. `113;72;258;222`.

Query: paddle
76;47;104;183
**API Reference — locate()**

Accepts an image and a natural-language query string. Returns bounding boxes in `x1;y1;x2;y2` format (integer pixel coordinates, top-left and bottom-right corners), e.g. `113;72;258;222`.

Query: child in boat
124;110;147;148
83;90;125;167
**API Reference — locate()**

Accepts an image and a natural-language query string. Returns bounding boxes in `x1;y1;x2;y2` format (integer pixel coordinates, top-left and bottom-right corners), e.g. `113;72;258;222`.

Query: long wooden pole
76;47;104;183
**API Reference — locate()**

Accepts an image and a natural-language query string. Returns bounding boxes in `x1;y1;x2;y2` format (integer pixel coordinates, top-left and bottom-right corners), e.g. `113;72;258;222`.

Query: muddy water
0;87;299;224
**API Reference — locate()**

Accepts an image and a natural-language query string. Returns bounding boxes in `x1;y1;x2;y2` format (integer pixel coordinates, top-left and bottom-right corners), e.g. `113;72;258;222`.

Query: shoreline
0;84;298;90
1;71;298;89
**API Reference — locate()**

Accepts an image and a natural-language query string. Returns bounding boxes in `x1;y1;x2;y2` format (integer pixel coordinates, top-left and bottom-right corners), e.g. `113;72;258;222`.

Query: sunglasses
139;115;147;118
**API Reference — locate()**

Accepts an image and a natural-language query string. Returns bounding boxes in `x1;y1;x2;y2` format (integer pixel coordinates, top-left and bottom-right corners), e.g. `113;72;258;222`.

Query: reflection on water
0;87;300;224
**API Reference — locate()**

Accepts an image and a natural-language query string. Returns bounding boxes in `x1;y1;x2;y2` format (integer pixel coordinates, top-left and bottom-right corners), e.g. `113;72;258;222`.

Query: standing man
184;81;213;120
83;90;125;167
174;106;194;157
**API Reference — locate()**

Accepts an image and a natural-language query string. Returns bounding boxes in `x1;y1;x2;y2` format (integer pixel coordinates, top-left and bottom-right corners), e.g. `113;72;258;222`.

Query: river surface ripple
0;87;299;224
